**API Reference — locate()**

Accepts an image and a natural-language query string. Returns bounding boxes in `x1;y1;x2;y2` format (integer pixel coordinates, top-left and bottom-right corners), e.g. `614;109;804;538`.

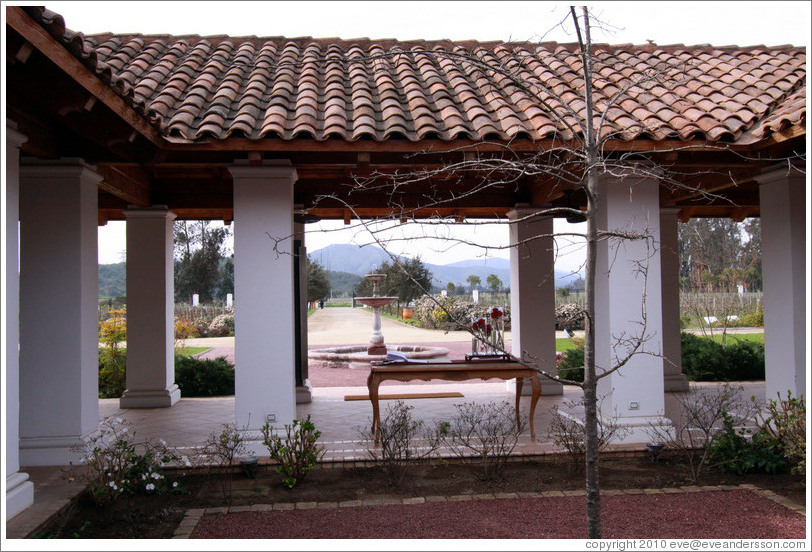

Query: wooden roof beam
95;164;151;206
6;7;164;148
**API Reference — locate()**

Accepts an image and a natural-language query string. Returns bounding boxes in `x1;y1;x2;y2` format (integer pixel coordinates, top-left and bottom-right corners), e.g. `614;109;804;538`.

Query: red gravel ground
190;490;806;539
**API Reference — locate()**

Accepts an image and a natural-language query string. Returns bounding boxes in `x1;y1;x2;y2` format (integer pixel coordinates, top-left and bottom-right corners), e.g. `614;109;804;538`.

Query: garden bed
31;453;805;539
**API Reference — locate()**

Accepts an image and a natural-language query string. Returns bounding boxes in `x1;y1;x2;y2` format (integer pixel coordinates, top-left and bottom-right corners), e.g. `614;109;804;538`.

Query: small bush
739;309;764;327
208;313;235;337
439;401;525;481
708;411;786;475
358;400;442;488
759;391;806;476
557;338;585;383
174;355;235;397
70;417;179;504
261;415;324;489
99;348;127;398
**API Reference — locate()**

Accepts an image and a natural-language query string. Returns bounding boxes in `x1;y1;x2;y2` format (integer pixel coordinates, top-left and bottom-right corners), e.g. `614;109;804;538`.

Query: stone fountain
308;273;449;368
355;273;398;355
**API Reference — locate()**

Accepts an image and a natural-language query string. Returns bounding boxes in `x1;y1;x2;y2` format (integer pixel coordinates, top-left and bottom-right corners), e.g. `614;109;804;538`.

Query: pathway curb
171;483;805;539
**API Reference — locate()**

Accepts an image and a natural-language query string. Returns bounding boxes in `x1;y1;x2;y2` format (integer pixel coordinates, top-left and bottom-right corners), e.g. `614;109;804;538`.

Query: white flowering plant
70;417;180;504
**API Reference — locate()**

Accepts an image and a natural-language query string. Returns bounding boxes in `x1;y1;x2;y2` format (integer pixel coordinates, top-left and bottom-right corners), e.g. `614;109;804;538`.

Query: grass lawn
693;331;764;344
176;346;209;357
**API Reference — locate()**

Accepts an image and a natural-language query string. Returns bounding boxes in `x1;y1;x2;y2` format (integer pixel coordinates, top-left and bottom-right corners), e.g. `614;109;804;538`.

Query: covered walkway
6;307;767;537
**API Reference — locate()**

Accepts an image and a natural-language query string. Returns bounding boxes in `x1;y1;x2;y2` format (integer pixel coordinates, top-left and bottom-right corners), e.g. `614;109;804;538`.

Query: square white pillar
230;164;298;431
660;209;689;392
595;170;669;443
508;207;561;395
5;123;35;518
18;161;102;465
757;166;806;400
120;207;180;408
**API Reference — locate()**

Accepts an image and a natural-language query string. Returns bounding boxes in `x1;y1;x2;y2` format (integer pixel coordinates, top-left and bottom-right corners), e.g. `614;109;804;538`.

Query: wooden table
367;358;541;444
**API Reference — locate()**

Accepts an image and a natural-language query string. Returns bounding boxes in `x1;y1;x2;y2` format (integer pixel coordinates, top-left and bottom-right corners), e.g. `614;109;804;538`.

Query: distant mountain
309;244;397;275
99;262;126;299
309;244;581;291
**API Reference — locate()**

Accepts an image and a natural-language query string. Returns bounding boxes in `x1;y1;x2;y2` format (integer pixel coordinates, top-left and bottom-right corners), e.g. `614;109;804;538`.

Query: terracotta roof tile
24;7;805;146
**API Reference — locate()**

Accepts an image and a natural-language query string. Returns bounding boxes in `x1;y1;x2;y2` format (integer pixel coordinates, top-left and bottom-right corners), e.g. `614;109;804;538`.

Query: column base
664;373;690;392
602;413;674;445
6;472;35;521
120;384;180;408
19;432;93;466
507;377;563;396
296;380;313;404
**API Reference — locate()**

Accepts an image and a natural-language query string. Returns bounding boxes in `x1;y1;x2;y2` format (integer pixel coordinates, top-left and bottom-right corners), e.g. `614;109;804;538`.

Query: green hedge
556;333;765;383
174;355;235;396
681;332;764;381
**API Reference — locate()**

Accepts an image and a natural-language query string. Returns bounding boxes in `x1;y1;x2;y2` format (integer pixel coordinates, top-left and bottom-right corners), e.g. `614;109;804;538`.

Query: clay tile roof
24;7;806;146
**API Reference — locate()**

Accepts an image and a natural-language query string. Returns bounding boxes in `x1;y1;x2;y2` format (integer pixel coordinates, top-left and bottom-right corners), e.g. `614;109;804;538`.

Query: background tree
446;282;456;294
353;257;433;308
306;255;331;302
174;221;232;303
486;274;503;294
466;274;481;291
678;218;762;292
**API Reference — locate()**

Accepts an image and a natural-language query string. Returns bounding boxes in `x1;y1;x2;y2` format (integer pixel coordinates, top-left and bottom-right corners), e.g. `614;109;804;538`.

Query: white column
595;169;670;443
660;208;689;392
18;161;101;465
757;166;806;400
5;123;35;518
120;207;180;408
230;164;298;432
507;207;561;395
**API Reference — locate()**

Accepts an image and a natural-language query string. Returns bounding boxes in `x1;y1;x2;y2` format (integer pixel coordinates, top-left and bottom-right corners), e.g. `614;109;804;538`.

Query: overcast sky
28;1;810;268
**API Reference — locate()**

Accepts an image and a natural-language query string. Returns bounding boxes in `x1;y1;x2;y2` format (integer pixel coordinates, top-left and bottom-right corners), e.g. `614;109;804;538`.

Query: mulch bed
190;489;806;539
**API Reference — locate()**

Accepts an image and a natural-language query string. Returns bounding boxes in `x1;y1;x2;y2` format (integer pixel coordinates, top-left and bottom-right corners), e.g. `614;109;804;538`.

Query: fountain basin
355;296;399;308
309;345;450;369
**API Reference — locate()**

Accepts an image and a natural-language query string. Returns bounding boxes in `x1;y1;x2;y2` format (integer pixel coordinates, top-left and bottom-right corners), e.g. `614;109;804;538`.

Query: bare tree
266;5;804;538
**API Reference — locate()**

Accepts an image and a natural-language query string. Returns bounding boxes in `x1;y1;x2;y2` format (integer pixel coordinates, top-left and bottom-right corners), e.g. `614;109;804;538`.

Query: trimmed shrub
99;348;127;398
174;355;235;397
681;332;764;381
557;338;585;383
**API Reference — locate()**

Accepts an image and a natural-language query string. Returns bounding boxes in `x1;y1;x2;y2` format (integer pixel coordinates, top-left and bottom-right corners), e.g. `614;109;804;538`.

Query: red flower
490;307;503;319
486;324;493;335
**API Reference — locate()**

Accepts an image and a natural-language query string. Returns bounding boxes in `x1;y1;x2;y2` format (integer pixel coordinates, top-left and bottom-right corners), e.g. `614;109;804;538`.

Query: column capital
20;159;103;186
229;162;298;183
754;164;805;186
6;121;27;149
124;205;176;220
506;204;552;220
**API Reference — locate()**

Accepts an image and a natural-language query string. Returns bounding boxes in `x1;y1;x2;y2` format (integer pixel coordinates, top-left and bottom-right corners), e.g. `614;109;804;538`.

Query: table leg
514;377;524;430
529;375;541;441
367;373;381;445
